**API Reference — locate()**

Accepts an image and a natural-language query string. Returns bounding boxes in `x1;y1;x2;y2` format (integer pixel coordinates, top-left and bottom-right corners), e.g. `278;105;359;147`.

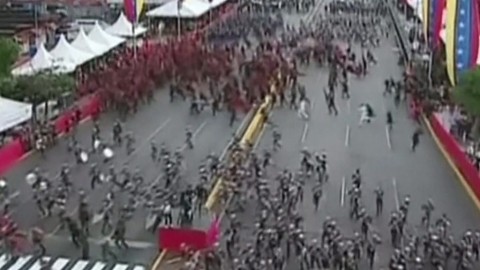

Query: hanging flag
446;0;479;85
426;0;446;47
124;0;145;23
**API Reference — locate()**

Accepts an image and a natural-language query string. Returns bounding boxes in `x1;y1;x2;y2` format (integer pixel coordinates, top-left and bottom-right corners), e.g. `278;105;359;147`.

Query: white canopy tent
50;35;95;66
72;28;109;56
146;0;211;18
88;23;125;51
107;0;171;5
106;12;148;37
0;97;32;133
208;0;228;8
11;44;76;76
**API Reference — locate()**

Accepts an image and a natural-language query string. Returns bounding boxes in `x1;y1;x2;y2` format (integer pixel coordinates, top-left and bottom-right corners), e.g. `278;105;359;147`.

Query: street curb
422;116;480;211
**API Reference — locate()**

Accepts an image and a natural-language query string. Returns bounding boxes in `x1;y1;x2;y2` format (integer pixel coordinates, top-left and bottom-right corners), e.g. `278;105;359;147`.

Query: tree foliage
453;68;480;116
0;73;75;105
0;37;20;78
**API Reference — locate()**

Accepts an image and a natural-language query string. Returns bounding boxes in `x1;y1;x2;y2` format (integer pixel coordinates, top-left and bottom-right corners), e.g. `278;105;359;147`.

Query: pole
177;11;181;39
428;50;433;88
132;22;137;58
34;3;38;45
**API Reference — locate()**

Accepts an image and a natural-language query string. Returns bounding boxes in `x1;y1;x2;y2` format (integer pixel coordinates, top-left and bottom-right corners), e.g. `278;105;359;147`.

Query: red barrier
158;227;207;252
54;95;101;135
0;94;101;176
206;217;221;247
0;139;25;175
429;114;480;199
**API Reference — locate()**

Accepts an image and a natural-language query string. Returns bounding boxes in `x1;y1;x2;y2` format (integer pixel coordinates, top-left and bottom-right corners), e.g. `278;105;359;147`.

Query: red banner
158;227;207;252
206;217;220;247
0;139;25;175
429;114;480;199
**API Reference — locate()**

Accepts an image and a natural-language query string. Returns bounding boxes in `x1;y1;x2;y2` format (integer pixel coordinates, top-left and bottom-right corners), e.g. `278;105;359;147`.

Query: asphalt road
2;84;243;265
231;6;480;270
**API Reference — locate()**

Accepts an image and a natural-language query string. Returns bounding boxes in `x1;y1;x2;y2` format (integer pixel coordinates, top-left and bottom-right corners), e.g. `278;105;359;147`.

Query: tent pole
132;23;137;58
177;13;181;39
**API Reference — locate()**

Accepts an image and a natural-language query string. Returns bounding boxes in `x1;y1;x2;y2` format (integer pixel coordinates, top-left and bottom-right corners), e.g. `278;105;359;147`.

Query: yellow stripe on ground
205;178;224;211
150;249;167;270
423;115;480;211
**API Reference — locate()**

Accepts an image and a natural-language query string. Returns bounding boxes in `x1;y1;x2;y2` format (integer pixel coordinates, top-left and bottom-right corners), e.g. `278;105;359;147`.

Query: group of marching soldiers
0;116;216;259
211;142;480;270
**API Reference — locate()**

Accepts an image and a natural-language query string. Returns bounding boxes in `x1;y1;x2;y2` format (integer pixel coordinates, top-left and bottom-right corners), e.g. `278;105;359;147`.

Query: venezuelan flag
124;0;145;24
422;0;445;48
446;0;479;85
429;0;446;47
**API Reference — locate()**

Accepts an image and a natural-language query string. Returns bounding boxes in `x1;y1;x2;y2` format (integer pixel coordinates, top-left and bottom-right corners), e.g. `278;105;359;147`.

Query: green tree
453;68;480;138
1;73;75;121
0;37;20;78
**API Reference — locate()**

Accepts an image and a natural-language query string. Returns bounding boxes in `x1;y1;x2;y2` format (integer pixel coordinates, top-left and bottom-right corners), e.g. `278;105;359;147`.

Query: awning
11;43;76;76
50;34;95;66
106;12;148;37
88;22;125;50
146;0;211;18
0;97;32;133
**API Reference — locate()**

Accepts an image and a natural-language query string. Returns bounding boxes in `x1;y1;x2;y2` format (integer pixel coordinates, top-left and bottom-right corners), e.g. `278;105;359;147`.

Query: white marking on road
112;264;129;270
345;125;350;147
9;256;32;270
126;118;171;162
70;260;89;270
48;234;156;249
385;125;392;150
30;257;51;270
0;254;8;268
9;191;20;200
340;176;346;206
301;123;309;143
392;177;400;210
180;121;208;151
51;258;70;270
90;262;106;270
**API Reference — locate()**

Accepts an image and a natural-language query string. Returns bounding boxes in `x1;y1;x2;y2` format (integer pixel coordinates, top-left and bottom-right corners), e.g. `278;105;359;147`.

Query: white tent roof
106;12;148;37
11;43;75;76
0;97;32;133
50;34;95;66
72;28;109;56
107;0;171;4
208;0;227;8
88;23;125;50
146;0;211;18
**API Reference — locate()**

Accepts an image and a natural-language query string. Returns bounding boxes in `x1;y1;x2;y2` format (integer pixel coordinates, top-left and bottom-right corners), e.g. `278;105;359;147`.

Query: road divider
152;71;286;270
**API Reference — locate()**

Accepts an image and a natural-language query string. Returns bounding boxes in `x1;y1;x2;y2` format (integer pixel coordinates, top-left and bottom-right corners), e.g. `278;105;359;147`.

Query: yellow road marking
423;115;480;211
150;250;167;270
